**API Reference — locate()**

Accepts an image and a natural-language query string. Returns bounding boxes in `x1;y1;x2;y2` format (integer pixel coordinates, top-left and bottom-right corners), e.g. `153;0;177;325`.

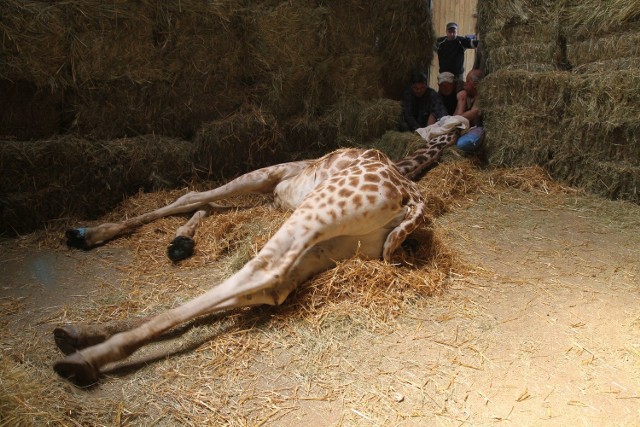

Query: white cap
438;72;455;84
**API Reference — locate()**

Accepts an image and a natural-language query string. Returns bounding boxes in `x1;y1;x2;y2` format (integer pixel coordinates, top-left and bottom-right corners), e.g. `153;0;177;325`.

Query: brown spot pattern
338;188;354;198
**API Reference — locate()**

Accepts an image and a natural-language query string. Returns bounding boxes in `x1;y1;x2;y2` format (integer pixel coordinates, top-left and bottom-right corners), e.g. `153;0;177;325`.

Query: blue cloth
456;127;485;153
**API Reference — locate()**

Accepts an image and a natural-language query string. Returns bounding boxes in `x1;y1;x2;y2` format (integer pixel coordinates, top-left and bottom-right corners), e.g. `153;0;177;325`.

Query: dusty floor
1;184;639;426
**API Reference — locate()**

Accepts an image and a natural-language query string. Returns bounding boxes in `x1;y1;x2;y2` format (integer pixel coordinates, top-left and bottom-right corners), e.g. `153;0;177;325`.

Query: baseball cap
438;72;455;85
446;22;458;30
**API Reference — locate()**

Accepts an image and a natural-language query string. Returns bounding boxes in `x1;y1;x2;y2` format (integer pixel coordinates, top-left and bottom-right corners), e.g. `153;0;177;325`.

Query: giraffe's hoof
167;236;195;262
53;352;100;387
54;325;96;355
65;228;88;250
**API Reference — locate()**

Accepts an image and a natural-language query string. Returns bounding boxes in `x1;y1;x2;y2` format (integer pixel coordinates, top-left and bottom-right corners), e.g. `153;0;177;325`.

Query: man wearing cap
437;71;457;115
435;22;479;91
400;70;448;132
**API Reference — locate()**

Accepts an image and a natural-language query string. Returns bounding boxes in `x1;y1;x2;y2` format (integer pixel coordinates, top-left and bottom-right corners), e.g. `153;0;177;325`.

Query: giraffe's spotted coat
53;120;467;386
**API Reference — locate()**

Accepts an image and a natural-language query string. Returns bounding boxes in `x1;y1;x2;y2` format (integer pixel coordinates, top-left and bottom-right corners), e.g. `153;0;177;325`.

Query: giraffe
53;116;468;386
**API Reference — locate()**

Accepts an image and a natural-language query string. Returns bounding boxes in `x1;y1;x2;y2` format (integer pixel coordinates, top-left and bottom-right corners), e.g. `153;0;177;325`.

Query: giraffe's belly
273;172;321;210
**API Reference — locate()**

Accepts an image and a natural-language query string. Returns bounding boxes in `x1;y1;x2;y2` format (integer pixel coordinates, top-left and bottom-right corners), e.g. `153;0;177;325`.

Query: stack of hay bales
478;0;639;202
0;0;434;235
0;135;194;234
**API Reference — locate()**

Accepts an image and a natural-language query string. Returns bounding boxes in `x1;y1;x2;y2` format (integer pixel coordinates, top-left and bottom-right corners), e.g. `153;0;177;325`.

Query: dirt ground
1;177;639;426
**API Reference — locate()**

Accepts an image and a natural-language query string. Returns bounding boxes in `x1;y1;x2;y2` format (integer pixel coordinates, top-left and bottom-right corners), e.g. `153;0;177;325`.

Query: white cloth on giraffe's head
415;115;469;142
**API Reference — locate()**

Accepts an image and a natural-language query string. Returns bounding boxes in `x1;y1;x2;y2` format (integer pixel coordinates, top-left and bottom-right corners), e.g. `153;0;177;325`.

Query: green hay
2;0;434;141
477;0;558;33
567;29;640;68
481;66;639;202
321;97;401;147
480;70;571;113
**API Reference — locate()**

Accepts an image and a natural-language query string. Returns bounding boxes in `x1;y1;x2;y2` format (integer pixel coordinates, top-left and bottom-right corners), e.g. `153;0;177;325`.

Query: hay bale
477;0;562;73
250;3;331;118
1;0;437;233
193;106;283;180
560;2;640;74
0;79;64;139
551;156;640;202
2;0;433;141
566;29;640;71
477;0;640;202
66;1;162;83
320;97;401;147
0;135;195;235
481;24;561;72
0;1;69;89
478;0;552;31
71;77;243;139
482;105;561;167
482;68;640;201
362;130;425;161
564;71;640;129
559;0;640;39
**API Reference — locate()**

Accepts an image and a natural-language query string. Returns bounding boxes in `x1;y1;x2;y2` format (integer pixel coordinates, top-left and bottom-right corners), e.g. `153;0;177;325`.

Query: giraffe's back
273;148;389;210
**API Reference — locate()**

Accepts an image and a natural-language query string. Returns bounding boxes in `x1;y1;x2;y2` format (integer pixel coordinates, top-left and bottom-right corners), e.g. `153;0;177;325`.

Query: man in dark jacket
435;22;479;91
400;71;448;132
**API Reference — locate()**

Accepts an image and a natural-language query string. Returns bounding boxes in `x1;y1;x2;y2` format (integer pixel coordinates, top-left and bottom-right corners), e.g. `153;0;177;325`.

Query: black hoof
65;228;88;249
167;236;195;262
53;352;100;387
54;326;82;355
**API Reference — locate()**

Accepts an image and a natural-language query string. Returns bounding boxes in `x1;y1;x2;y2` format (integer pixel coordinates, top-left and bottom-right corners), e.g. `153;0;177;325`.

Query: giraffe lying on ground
53;116;468;386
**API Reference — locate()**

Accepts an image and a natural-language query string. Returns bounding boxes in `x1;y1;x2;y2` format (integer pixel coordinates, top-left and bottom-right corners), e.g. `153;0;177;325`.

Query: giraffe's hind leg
53;288;290;386
54;317;151;355
53;352;99;387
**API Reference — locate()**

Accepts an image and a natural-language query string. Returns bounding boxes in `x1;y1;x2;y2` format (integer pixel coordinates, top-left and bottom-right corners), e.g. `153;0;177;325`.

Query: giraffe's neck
395;115;469;180
395;132;459;180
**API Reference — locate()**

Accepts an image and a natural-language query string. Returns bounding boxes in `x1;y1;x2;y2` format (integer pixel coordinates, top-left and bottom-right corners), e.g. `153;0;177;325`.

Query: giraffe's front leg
65;191;207;249
65;223;127;249
66;161;312;250
167;207;213;261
